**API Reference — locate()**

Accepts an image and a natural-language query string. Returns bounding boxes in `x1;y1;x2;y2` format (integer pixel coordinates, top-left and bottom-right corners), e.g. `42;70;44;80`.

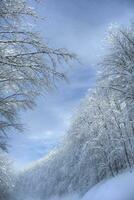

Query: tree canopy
0;0;75;150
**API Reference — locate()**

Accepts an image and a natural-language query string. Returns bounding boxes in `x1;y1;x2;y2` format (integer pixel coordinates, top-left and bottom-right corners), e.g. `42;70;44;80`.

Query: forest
0;0;134;200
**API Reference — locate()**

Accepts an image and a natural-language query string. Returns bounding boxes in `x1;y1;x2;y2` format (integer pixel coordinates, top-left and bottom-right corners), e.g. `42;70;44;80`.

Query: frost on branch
0;0;76;147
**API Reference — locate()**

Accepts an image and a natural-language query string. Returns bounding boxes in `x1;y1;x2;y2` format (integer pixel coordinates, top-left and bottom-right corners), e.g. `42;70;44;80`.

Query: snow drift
50;171;134;200
82;170;134;200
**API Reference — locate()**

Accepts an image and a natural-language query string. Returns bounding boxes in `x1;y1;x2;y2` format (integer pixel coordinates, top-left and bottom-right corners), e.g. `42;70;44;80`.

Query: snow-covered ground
13;170;134;200
82;170;134;200
51;170;134;200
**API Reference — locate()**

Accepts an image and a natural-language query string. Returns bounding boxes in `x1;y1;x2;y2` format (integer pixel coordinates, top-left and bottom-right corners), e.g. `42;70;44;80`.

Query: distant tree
0;0;75;150
99;23;134;167
100;24;134;129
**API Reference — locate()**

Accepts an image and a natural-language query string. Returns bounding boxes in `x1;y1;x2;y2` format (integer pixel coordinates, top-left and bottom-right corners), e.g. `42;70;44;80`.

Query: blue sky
9;0;134;168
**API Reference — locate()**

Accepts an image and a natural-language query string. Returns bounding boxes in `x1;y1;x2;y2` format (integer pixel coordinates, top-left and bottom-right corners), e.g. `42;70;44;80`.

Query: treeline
13;24;134;199
0;0;74;199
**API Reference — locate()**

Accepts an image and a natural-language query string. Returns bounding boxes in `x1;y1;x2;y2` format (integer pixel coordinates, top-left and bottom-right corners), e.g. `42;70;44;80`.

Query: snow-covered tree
100;23;134;130
0;0;75;149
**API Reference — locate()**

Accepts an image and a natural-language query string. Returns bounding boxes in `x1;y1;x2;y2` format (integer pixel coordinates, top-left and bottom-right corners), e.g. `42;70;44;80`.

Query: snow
82;170;134;200
23;170;134;200
30;170;134;200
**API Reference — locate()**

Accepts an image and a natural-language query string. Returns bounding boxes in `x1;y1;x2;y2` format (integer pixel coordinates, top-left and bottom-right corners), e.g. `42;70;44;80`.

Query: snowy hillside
13;170;134;200
82;170;134;200
13;87;134;199
48;171;134;200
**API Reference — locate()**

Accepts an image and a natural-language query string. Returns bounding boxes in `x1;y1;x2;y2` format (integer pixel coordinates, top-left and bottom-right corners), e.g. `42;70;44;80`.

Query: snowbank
45;171;134;200
82;170;134;200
